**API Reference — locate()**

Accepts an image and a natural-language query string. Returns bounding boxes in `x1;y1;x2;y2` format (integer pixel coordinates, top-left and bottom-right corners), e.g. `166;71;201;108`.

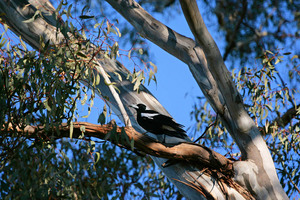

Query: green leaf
56;1;64;12
67;4;73;18
265;50;273;54
82;107;91;118
80;125;86;133
262;108;268;120
265;104;273;111
78;127;85;139
70;121;73;139
94;152;100;164
77;51;87;58
149;62;157;73
130;138;135;151
133;74;144;91
296;106;300;115
110;42;119;59
148;69;154;85
106;20;111;34
79;15;94;19
94;23;101;29
4;23;8;32
114;26;121;37
128;50;132;59
23;10;41;23
6;41;10;51
81;93;88;105
110;28;118;36
113;72;122;82
98;105;107;125
95;74;100;85
82;29;87;40
291;55;298;61
295;126;300;132
275;58;281;65
90;140;95;151
19;36;26;51
112;84;120;93
43;100;51;111
138;48;143;55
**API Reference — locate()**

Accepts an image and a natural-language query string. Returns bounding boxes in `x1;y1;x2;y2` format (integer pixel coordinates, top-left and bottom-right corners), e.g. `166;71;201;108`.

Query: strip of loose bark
5;121;233;174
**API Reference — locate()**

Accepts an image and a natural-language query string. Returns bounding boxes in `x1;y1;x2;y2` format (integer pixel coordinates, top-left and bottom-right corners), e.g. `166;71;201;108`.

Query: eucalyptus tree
0;0;298;199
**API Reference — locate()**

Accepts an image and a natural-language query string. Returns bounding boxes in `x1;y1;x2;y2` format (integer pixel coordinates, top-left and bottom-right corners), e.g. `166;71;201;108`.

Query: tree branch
262;104;300;135
274;104;300;127
179;0;246;132
5;121;233;174
222;0;248;61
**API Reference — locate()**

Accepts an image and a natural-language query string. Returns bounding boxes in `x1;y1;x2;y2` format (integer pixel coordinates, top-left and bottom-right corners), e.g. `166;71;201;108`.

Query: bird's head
130;103;147;111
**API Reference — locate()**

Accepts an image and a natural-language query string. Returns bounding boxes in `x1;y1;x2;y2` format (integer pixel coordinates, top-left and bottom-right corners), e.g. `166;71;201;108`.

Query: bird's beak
129;104;138;109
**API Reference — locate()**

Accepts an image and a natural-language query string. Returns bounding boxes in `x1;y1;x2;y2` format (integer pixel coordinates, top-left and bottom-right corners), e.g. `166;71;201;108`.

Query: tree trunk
0;0;288;199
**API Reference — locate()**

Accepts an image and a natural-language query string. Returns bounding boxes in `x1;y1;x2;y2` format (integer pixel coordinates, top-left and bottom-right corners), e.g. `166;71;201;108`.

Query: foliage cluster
1;138;177;199
203;0;300;64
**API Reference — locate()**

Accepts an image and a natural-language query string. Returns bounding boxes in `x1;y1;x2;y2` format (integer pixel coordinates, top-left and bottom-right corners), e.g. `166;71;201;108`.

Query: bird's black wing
140;111;186;138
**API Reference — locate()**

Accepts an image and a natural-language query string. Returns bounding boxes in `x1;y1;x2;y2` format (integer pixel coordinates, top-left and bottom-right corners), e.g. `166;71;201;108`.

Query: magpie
130;103;187;142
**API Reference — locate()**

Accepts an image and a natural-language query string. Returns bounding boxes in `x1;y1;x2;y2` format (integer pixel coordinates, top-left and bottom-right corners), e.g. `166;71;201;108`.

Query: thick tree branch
6;121;233;174
104;0;197;64
179;0;246;136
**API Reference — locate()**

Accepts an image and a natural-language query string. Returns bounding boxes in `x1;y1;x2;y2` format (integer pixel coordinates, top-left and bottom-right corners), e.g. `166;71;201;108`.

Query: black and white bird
130;103;187;142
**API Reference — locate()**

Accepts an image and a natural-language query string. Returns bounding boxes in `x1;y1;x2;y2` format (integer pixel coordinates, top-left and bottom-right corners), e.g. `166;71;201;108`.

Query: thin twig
194;115;218;143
